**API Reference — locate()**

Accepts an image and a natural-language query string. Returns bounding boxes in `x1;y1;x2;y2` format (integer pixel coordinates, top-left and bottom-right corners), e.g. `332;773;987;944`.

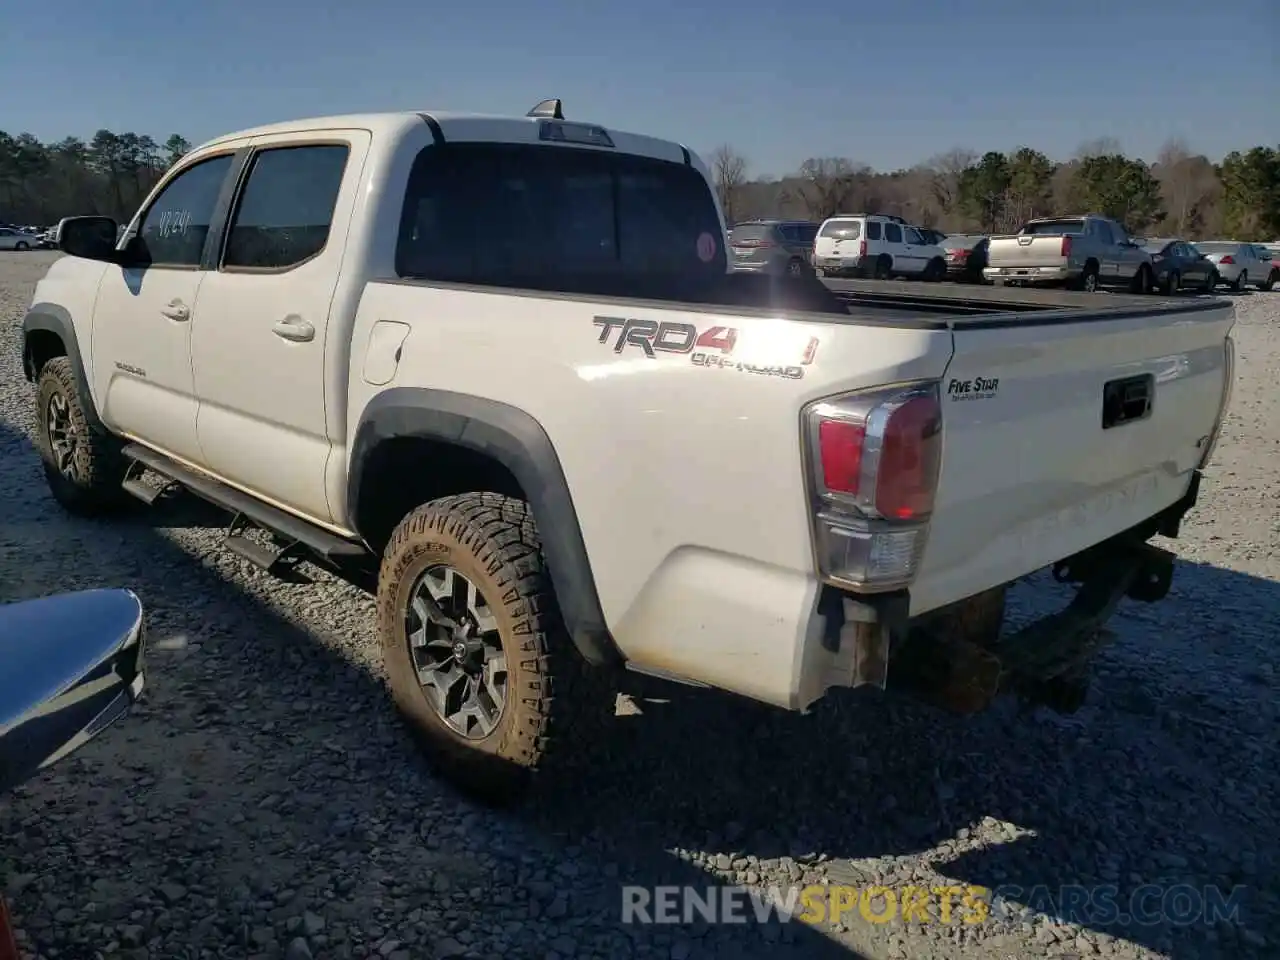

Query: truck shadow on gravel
2;424;1274;959
0;419;865;960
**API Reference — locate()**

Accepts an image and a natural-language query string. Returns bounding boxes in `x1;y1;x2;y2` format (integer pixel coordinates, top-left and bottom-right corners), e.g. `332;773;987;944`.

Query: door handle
160;300;190;322
272;317;315;343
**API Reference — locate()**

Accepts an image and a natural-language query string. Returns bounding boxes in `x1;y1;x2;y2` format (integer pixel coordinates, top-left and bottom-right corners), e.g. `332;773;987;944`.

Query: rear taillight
1220;255;1234;265
1060;236;1073;257
859;240;868;258
802;382;942;591
1200;335;1235;469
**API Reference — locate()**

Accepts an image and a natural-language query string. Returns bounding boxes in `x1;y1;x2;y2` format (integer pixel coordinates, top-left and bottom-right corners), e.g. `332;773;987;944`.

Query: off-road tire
35;356;128;515
376;492;615;804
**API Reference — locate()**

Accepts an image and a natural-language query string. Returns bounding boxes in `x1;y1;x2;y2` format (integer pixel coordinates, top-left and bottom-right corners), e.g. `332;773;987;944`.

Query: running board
119;444;370;570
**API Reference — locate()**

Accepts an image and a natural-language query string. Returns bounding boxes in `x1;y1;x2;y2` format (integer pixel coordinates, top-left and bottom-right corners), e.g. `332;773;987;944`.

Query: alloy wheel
406;565;508;739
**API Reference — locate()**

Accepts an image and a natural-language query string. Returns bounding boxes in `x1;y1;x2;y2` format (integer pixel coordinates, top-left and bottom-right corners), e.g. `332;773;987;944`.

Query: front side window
223;144;349;270
136;154;235;267
396;143;726;293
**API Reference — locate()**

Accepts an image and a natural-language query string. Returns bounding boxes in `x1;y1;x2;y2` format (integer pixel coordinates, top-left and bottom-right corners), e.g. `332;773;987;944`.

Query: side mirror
0;589;146;797
56;216;121;262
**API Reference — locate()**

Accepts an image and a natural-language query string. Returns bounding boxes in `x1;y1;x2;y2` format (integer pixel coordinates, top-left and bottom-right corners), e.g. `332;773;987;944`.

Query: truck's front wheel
376;493;613;803
34;356;127;515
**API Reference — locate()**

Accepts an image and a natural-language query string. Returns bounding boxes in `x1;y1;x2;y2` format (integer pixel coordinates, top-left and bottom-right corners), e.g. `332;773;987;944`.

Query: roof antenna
527;98;564;120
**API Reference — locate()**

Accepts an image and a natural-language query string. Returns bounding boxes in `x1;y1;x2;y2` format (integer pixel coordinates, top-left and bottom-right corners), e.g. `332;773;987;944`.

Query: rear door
883;221;909;272
901;226;929;273
814;218;862;263
729;224;777;270
913;302;1233;615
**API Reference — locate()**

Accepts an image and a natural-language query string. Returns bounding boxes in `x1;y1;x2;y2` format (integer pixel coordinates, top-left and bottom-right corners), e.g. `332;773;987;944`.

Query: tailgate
910;301;1233;615
988;235;1067;267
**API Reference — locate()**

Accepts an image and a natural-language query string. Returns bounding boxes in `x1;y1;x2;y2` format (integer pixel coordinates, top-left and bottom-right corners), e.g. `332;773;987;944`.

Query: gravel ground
1;249;1276;960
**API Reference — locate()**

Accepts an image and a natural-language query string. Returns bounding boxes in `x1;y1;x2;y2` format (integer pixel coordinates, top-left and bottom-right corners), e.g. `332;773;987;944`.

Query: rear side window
223;144;350;270
1022;219;1085;236
820;220;861;239
396;143;727;292
865;221;882;241
786;223;819;243
729;224;772;242
885;223;903;243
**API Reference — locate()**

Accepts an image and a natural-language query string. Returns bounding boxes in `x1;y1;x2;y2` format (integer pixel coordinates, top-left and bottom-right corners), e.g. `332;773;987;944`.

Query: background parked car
0;227;38;251
939;234;990;283
1195;241;1279;291
1138;238;1219;293
812;213;948;280
728;219;820;276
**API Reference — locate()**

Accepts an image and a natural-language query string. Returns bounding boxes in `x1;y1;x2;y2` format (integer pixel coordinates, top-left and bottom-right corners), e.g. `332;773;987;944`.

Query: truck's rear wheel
376;493;614;803
1080;262;1100;292
34;356;127;516
873;256;892;280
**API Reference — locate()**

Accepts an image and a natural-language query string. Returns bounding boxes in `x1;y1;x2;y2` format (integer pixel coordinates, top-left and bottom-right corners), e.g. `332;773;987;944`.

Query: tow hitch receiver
892;537;1176;716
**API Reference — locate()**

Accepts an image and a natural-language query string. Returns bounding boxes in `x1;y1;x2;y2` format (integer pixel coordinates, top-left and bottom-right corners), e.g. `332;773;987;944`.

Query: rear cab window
728;225;774;244
1021;219;1086;236
820;220;861;239
395;143;727;294
865;221;882;241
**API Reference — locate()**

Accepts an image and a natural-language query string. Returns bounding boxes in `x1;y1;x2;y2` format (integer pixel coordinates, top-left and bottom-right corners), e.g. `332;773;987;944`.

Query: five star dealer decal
591;316;819;380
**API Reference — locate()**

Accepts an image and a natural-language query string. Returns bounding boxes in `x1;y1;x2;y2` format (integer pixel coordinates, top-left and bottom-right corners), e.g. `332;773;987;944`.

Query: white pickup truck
22;100;1235;801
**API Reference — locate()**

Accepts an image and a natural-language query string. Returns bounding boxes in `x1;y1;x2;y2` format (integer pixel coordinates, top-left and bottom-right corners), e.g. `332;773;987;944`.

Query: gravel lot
1;250;1276;960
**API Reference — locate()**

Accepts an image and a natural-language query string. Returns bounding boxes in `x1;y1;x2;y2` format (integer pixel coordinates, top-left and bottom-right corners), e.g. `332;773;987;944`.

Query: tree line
709;138;1280;240
3;127;1278;242
0;130;192;226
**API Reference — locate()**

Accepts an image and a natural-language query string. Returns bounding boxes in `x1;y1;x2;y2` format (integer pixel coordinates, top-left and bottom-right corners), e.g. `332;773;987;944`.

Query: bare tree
708;144;749;224
786;157;869;221
1077;136;1123;160
925;148;977;219
1155;138;1219;236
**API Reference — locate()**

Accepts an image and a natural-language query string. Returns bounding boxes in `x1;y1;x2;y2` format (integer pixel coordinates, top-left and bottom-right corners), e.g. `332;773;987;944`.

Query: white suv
812;214;947;281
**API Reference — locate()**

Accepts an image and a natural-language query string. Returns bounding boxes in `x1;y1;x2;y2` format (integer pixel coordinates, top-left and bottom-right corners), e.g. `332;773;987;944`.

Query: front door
190;133;367;524
90;153;239;465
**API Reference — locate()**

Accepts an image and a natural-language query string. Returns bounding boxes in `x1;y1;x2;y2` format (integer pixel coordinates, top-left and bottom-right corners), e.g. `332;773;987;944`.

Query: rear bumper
984;264;1075;283
617;469;1203;714
815;256;866;277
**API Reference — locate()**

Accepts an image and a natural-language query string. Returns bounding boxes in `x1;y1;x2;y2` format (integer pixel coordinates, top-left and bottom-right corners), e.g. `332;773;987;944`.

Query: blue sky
4;0;1276;176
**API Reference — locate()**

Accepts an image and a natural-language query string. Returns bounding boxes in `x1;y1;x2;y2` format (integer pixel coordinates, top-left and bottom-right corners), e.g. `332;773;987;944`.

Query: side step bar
120;443;369;573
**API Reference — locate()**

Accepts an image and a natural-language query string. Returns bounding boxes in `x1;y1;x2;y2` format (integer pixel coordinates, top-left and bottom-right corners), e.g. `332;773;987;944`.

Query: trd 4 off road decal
591;316;818;380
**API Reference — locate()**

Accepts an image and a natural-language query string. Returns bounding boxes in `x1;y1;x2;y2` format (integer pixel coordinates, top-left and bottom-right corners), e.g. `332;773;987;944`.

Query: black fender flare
21;303;103;429
348;388;622;667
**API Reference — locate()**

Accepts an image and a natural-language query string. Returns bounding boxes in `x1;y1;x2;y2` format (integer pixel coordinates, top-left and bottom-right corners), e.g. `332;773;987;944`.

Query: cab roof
191;105;700;171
